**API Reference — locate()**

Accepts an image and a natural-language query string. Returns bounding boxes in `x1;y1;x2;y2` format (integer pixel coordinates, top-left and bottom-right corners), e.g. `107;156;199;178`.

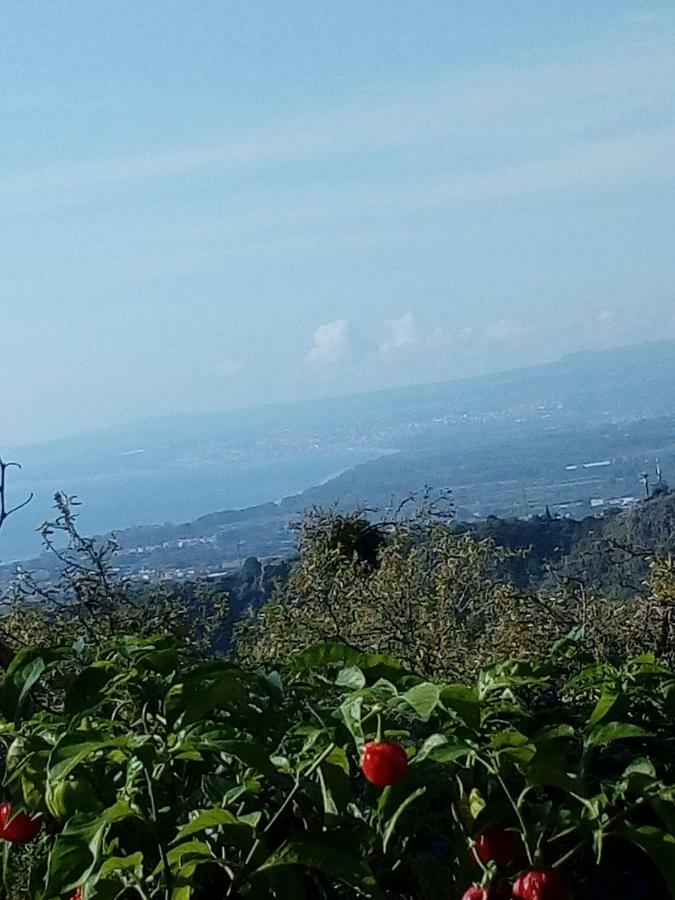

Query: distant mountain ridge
9;337;675;458
2;338;674;570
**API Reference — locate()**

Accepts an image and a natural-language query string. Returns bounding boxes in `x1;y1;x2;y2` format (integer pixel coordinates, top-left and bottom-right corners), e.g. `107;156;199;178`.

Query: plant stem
265;742;336;836
239;704;382;882
144;768;172;899
241;739;336;875
552;797;644;869
495;771;534;867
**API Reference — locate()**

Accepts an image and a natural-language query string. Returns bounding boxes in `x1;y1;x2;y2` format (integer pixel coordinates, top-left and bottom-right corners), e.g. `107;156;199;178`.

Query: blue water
0;449;380;562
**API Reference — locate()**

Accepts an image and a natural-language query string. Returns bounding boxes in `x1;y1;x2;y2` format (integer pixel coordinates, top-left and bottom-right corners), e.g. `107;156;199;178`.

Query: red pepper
512;868;571;900
473;825;526;869
462;887;489;900
361;741;408;787
462;884;512;900
0;803;42;844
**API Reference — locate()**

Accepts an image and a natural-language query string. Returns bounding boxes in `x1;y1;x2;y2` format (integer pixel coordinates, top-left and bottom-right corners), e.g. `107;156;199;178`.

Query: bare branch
0;457;34;533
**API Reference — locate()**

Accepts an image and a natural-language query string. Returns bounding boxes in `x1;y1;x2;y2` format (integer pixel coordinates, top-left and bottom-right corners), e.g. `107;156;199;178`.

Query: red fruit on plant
474;825;526;869
512;868;571;900
462;887;489;900
71;890;84;900
361;741;408;787
462;886;511;900
0;803;42;843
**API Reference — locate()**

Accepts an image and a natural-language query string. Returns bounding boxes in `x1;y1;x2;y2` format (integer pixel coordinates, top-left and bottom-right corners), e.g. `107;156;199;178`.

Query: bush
0;639;673;898
236;509;675;679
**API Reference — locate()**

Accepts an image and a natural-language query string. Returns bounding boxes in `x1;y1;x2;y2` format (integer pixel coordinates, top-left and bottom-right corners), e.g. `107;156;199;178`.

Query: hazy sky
2;1;675;445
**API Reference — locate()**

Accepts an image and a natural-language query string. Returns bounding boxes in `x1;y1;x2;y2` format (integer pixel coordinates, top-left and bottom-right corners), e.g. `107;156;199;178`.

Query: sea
0;448;381;563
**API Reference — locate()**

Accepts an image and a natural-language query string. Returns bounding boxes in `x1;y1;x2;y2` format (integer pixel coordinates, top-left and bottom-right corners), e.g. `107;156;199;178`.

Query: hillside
2;339;674;571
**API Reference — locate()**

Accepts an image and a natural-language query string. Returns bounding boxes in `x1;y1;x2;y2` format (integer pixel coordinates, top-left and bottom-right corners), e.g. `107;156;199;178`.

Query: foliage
2;485;675;897
236;508;675;679
0;494;230;660
0;639;673;897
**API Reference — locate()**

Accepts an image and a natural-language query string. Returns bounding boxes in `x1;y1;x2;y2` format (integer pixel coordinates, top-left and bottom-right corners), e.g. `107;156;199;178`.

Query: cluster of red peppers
361;742;571;900
0;740;572;900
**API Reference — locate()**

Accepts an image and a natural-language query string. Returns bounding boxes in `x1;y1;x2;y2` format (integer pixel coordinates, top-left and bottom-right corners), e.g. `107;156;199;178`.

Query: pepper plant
0;637;674;898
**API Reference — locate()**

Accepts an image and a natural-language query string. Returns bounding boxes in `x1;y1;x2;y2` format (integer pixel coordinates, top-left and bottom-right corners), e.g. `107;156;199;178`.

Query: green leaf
426;738;474;763
0;648;64;721
291;642;404;682
44;802;136;895
439;684;480;729
48;733;131;784
478;660;549;697
532;724;576;743
525;760;587;795
491;729;536;764
317;751;352;818
174;809;252;846
254;834;383;897
468;787;486;820
585;722;652;747
335;666;366;690
217;739;274;774
413;733;448;763
64;662;121;718
403;682;440;721
165;670;249;726
588;690;620;727
166;839;213;868
339;695;364;752
98;851;143;879
21;749;49;811
135;648;179;675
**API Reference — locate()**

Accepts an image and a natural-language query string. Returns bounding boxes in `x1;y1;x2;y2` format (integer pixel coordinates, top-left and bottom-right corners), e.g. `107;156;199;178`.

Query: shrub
0;639;673;897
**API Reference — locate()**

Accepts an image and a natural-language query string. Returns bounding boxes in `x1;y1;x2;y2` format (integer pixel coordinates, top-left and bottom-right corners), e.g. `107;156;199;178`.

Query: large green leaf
585;722;652;747
64;662;121;718
291;642;404;682
381;786;426;852
48;733;132;783
0;648;64;721
173;808;253;845
254;833;384;897
335;666;366;690
402;682;440;721
165;670;249;725
339;695;364;752
478;660;549;698
439;683;480;729
43;802;136;897
587;689;621;727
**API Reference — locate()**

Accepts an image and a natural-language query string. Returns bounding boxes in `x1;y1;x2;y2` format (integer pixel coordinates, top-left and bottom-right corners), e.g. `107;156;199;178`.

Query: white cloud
307;319;372;366
379;312;417;355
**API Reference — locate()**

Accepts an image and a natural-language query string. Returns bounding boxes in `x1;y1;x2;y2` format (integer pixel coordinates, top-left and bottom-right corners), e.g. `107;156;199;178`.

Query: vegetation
0;631;674;898
0;468;674;898
237;504;675;677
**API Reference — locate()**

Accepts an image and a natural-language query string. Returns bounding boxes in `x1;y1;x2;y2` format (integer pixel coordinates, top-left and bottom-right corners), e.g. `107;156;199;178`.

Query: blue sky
2;1;675;444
